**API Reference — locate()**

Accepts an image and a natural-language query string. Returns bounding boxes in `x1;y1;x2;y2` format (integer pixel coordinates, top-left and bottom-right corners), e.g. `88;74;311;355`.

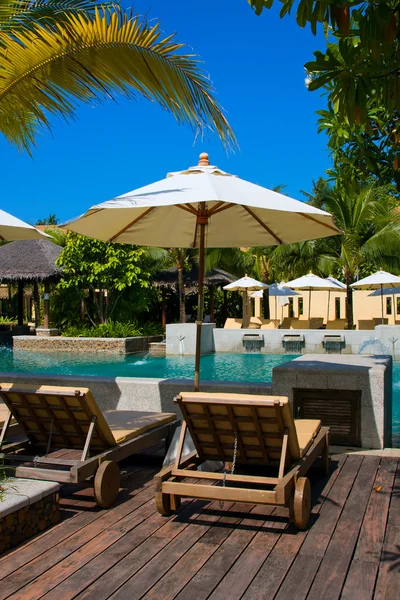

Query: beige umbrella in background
283;272;341;328
350;269;400;324
65;152;341;389
223;275;268;327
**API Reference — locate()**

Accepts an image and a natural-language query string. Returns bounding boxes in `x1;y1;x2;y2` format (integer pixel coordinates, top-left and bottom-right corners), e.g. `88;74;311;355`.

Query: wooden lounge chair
309;317;324;329
326;319;346;330
0;383;178;508
280;317;293;329
260;319;280;330
223;318;243;329
357;319;375;330
154;392;329;530
248;317;262;329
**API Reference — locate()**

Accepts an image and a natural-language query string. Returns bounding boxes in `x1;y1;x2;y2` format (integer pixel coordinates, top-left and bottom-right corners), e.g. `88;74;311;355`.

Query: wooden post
80;298;85;321
17;282;24;326
209;286;215;323
43;282;50;329
33;282;41;327
162;289;167;329
223;289;228;323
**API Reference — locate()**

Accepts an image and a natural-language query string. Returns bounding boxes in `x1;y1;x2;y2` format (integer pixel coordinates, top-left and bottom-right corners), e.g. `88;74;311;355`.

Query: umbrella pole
381;284;384;325
308;288;311;329
194;209;207;392
326;290;330;325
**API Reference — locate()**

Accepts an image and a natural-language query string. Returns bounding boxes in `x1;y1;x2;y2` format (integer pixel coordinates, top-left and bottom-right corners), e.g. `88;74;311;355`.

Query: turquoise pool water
0;348;398;446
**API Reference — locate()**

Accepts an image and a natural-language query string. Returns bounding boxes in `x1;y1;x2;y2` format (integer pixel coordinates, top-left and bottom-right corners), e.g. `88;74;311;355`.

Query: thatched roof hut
153;266;236;292
0;239;63;327
0;239;62;283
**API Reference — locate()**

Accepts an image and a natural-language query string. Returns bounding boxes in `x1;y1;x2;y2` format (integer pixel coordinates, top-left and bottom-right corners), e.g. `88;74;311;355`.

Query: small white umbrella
0;209;48;240
224;275;267;328
351;269;400;324
251;282;300;320
283;272;340;328
325;276;346;323
65;152;340;390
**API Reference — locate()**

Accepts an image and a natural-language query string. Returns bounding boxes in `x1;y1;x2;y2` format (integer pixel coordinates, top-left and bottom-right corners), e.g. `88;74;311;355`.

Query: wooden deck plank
305;455;381;600
374;460;400;600
240;454;353;600
147;503;274;600
0;453;396;600
100;499;234;600
0;470;158;599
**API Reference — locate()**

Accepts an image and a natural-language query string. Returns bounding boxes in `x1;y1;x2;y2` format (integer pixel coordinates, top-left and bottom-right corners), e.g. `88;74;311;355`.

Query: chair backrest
326;319;346;330
260;319;280;330
224;318;243;329
248;317;262;329
280;317;292;329
357;319;375;330
0;383;116;450
309;317;324;329
373;318;388;326
175;392;301;465
289;319;305;329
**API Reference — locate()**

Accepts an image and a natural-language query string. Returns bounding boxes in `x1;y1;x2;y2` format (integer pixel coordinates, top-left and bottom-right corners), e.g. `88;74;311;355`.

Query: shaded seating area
154;266;236;326
154;392;329;530
0;239;62;328
0;383;178;508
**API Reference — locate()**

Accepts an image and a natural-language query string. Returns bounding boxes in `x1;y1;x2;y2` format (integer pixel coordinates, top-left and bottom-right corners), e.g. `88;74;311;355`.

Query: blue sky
1;0;330;225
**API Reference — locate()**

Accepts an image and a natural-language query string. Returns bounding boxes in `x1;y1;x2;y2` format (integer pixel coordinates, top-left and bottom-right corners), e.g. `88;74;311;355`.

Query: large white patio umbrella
251;282;300;321
283;272;340;328
350;269;400;324
65;152;341;389
223;275;268;327
0;209;47;240
325;276;346;324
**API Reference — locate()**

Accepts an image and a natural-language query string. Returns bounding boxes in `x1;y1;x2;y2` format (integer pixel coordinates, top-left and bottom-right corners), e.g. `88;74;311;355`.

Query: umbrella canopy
0;209;48;241
250;283;300;321
283;272;340;328
326;276;346;290
351;269;400;324
65;153;341;389
224;276;267;328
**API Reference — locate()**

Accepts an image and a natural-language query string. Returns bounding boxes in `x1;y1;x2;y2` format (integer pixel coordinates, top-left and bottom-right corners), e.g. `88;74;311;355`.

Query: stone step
148;341;166;357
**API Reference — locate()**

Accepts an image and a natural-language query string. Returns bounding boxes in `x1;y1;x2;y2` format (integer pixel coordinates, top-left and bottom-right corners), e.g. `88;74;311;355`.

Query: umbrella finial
198;152;210;166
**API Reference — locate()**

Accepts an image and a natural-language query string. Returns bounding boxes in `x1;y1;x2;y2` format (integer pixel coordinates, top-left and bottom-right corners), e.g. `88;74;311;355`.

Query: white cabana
351;269;400;324
224;276;267;328
65;152;340;389
283;272;340;328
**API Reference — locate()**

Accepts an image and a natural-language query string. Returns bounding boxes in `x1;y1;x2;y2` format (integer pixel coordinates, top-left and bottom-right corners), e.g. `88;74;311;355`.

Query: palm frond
0;1;113;33
0;8;236;152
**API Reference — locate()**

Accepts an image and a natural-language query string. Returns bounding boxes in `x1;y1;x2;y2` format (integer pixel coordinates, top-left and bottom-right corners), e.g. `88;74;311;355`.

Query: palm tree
304;180;400;328
0;1;235;153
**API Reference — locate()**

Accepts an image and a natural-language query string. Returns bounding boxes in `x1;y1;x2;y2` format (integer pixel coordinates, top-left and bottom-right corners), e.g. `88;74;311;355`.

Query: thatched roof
153;266;236;292
0;239;63;282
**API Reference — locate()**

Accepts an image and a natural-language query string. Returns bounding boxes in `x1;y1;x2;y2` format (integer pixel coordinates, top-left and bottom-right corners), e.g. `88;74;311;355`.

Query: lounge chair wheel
94;460;120;509
155;491;172;516
293;477;311;530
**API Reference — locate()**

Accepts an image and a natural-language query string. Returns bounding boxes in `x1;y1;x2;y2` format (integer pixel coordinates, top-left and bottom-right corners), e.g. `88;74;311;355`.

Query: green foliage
0;1;235;152
61;320;162;338
36;214;59;225
57;232;151;323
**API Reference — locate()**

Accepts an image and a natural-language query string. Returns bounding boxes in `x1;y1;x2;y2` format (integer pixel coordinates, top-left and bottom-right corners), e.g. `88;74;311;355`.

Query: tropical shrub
61;320;162;338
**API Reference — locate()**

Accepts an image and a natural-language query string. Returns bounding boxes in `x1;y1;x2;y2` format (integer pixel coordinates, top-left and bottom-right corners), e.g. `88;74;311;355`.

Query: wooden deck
0;450;398;600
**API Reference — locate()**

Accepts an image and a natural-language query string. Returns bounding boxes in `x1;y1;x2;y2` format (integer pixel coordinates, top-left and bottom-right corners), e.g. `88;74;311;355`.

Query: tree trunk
178;267;185;323
346;282;354;329
33;283;41;328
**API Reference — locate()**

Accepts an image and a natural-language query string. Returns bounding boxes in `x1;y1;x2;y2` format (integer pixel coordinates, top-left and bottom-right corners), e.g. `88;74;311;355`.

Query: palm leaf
0;8;236;152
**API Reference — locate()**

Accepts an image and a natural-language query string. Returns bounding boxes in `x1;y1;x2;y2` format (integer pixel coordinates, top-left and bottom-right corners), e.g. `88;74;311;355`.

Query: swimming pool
0;348;398;446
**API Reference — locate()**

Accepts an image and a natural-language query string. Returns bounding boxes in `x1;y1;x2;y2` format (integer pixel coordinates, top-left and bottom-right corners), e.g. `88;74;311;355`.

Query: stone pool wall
13;335;163;354
0;479;60;553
